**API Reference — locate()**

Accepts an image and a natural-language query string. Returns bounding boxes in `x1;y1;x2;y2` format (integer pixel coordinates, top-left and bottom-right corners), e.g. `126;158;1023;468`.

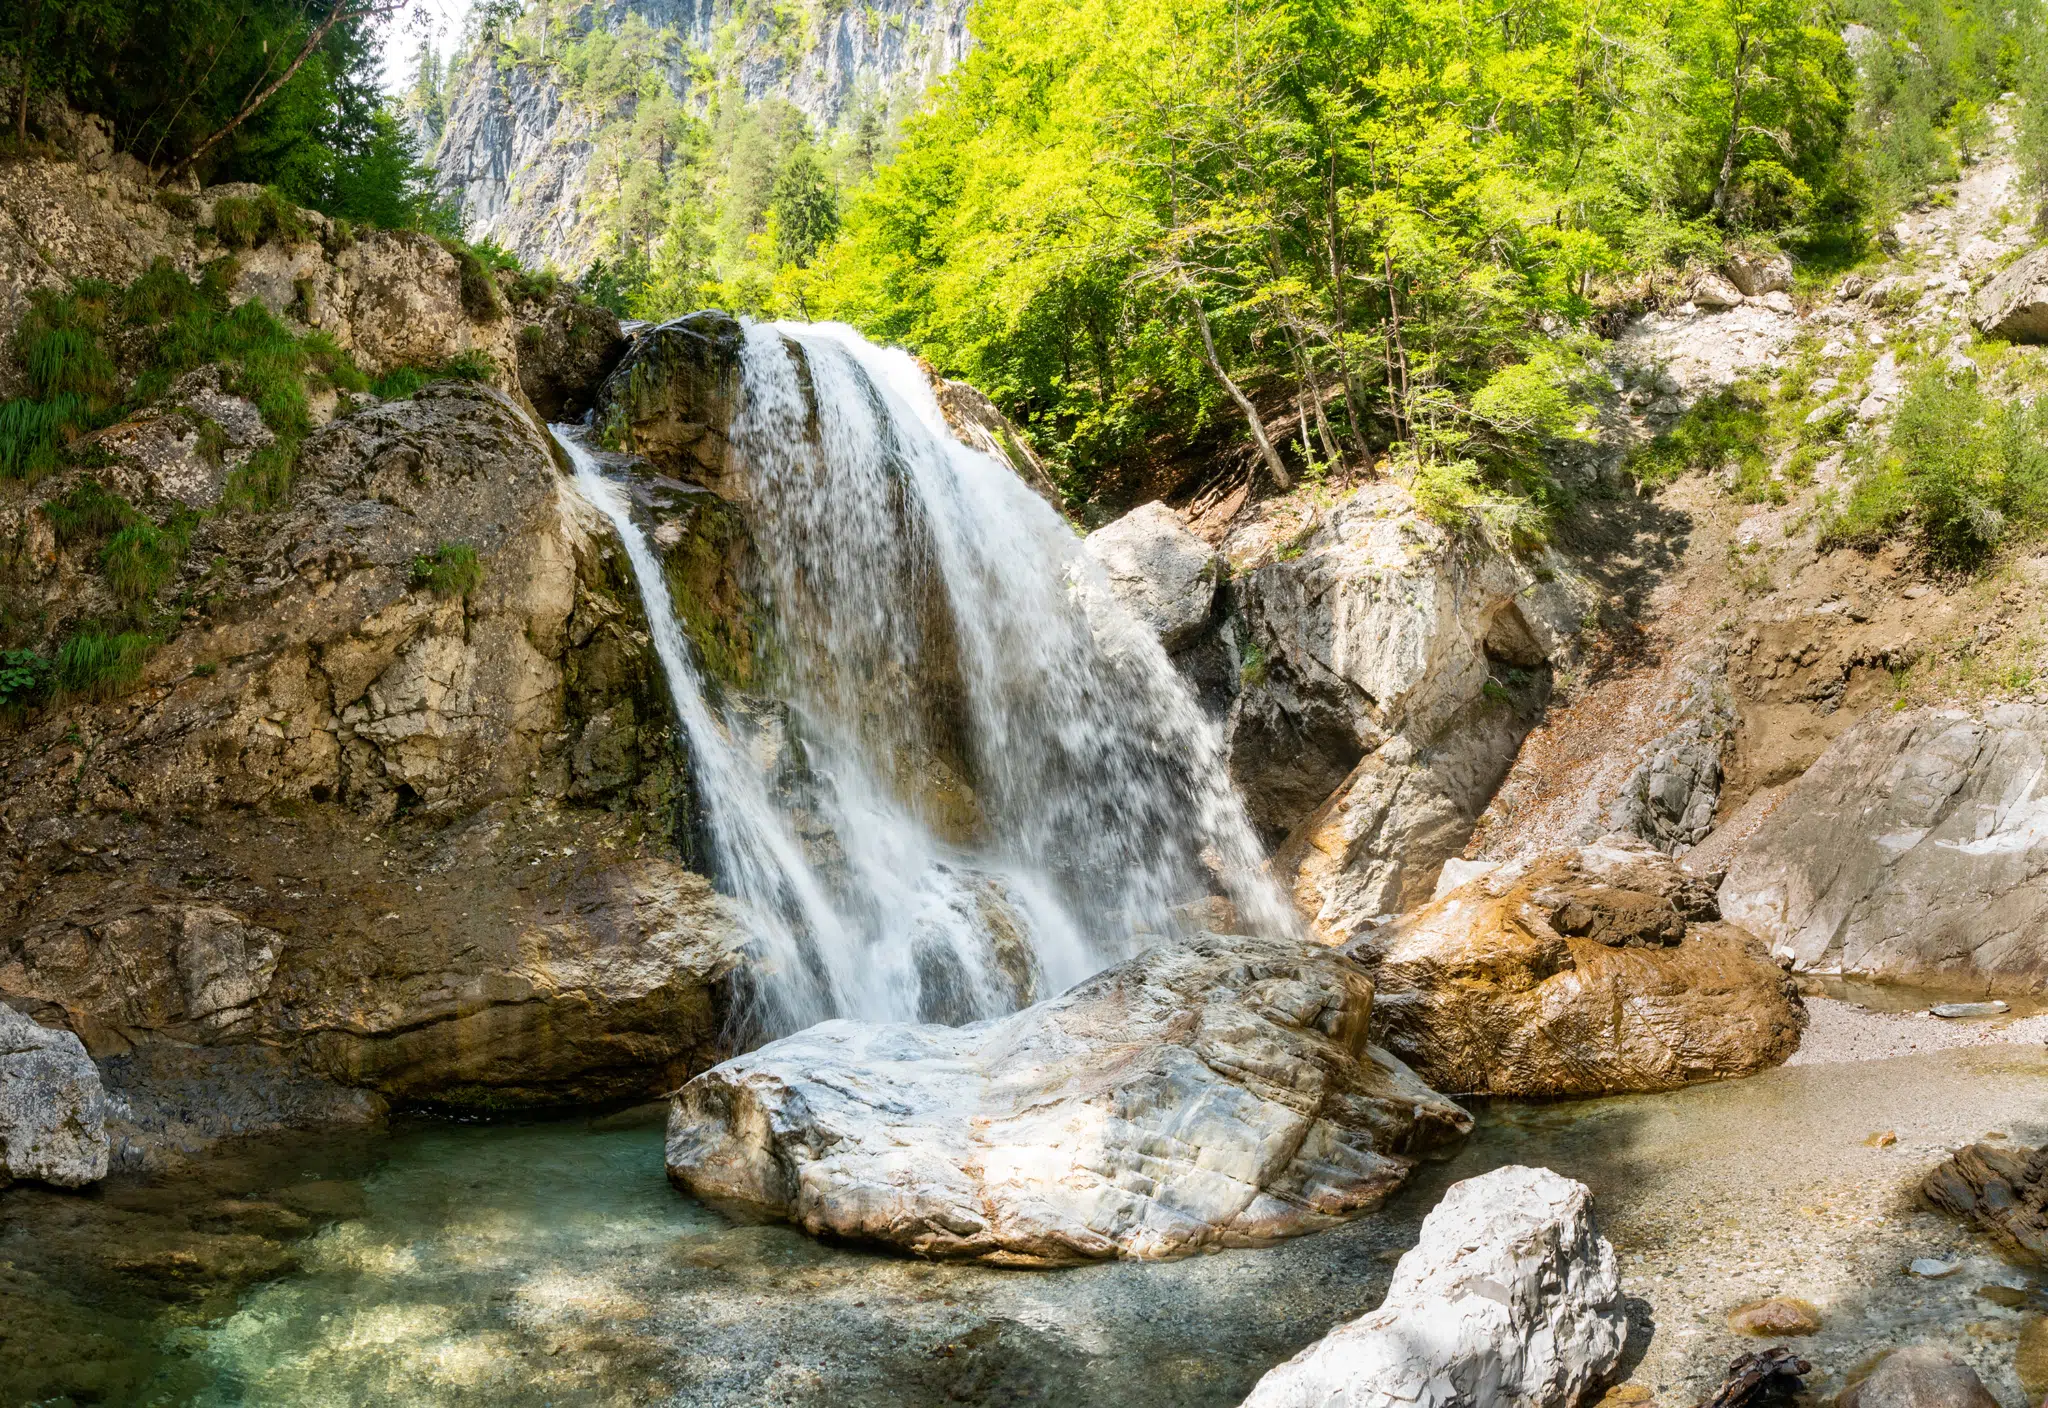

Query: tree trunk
1188;293;1290;490
1382;247;1412;443
15;0;45;144
163;2;400;184
1710;30;1752;224
1323;154;1371;467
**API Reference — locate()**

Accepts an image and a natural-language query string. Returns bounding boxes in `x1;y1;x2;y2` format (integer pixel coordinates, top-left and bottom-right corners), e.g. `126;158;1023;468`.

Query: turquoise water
7;1045;2046;1407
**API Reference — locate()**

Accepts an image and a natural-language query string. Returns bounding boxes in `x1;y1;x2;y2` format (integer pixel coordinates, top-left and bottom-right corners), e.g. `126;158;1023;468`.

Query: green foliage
1628;388;1773;493
0;648;53;711
371;366;431;401
210;189;312;251
42;478;137;545
411;542;484;598
438;239;509;322
0;395;90;480
101;516;190;602
54;627;153;699
1826;368;2048;568
17;288;118;405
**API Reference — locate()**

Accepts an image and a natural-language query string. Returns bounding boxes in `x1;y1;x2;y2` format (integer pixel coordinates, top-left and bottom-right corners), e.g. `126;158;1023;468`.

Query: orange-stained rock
1345;836;1805;1096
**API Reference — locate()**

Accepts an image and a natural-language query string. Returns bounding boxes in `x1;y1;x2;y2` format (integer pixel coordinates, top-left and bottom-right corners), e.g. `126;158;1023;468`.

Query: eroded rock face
1972;244;2048;342
1350;838;1804;1096
1237;1165;1625;1408
594;312;746;496
1227;483;1587;928
1084;501;1222;650
666;933;1472;1264
0;1005;109;1187
1719;704;2048;990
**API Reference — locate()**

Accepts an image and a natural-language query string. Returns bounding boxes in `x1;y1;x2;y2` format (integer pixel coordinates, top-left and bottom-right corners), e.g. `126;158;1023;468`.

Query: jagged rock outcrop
1971;244;2048;342
1237;1165;1626;1408
1084;502;1222;650
2;380;745;1145
1921;1141;2048;1265
666;932;1473;1265
1347;837;1804;1096
1225;484;1589;932
0;157;623;404
0;1004;110;1187
432;0;975;269
1719;703;2048;990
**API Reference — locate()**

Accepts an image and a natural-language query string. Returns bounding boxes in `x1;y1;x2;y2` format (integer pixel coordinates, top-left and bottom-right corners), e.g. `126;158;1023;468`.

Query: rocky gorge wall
430;0;974;269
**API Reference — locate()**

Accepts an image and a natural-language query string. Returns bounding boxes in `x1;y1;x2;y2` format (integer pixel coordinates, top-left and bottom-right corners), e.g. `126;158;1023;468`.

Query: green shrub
1627;387;1772;495
0;648;52;710
17;289;119;405
439;349;497;382
222;441;300;513
122;258;207;324
101;517;187;602
43;479;138;544
437;238;508;322
0;395;89;480
211;189;313;251
154;191;198;223
371;366;430;400
54;629;153;699
1825;369;2048;569
411;542;484;597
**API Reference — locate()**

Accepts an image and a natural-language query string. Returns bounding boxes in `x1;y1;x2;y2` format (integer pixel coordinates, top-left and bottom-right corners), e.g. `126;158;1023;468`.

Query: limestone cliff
431;0;974;270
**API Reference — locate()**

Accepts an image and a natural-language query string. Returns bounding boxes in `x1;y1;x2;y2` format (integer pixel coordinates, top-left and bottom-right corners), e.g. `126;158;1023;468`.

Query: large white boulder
1972;245;2048;343
0;1005;109;1188
1719;704;2048;990
1084;501;1223;650
1239;1165;1626;1408
666;933;1472;1264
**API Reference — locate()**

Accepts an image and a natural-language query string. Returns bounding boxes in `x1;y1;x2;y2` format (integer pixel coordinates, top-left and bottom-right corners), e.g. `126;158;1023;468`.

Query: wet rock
1972;245;2048;343
1720;704;2048;991
1838;1347;2001;1408
933;376;1066;510
2019;1315;2048;1402
1909;1257;1962;1279
667;933;1472;1265
1725;1296;1822;1336
1084;502;1222;650
1702;1347;1811;1408
1351;837;1804;1096
1930;1002;2008;1018
594;312;747;494
0;1005;109;1187
1236;1165;1624;1408
509;283;625;421
1921;1142;2048;1265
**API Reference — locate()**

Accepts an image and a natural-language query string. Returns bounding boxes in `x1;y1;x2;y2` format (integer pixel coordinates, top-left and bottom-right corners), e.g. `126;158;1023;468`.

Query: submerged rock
1921;1142;2048;1265
1838;1347;2001;1408
0;1005;109;1187
1236;1165;1625;1408
666;933;1472;1265
1719;704;2048;991
1351;837;1804;1096
1725;1296;1822;1336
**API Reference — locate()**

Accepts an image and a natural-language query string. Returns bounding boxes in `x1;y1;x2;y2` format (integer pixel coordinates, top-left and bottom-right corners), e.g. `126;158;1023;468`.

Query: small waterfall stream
556;320;1291;1034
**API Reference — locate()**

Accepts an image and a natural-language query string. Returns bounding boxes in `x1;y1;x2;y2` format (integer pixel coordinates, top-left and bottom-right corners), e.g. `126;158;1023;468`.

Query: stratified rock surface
0;1004;109;1187
1920;1141;2048;1265
1719;704;2048;990
1352;837;1804;1096
1085;502;1222;650
666;933;1472;1264
1237;1165;1625;1408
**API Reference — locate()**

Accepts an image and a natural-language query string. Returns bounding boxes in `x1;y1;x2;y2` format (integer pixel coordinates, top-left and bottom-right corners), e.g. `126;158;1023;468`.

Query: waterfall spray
556;319;1292;1035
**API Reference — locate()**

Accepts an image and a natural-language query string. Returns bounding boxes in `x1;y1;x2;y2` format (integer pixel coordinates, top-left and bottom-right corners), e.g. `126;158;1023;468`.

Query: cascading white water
557;319;1293;1035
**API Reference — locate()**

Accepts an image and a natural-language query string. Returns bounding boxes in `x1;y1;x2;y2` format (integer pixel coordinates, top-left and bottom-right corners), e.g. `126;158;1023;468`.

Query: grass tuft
411;542;484;597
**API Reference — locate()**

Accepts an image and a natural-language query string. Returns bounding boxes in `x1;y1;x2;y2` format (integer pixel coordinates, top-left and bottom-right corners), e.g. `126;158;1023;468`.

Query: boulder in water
1921;1141;2048;1265
1351;837;1804;1096
1236;1164;1625;1408
1838;1347;2002;1408
0;1005;109;1188
666;933;1472;1264
1084;501;1222;650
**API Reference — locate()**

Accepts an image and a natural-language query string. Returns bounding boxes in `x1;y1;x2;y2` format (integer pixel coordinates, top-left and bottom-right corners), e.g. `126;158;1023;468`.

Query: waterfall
555;319;1293;1036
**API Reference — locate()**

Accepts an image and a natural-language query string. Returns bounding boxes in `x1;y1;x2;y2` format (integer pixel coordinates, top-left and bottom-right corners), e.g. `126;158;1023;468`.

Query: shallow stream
6;1041;2045;1407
